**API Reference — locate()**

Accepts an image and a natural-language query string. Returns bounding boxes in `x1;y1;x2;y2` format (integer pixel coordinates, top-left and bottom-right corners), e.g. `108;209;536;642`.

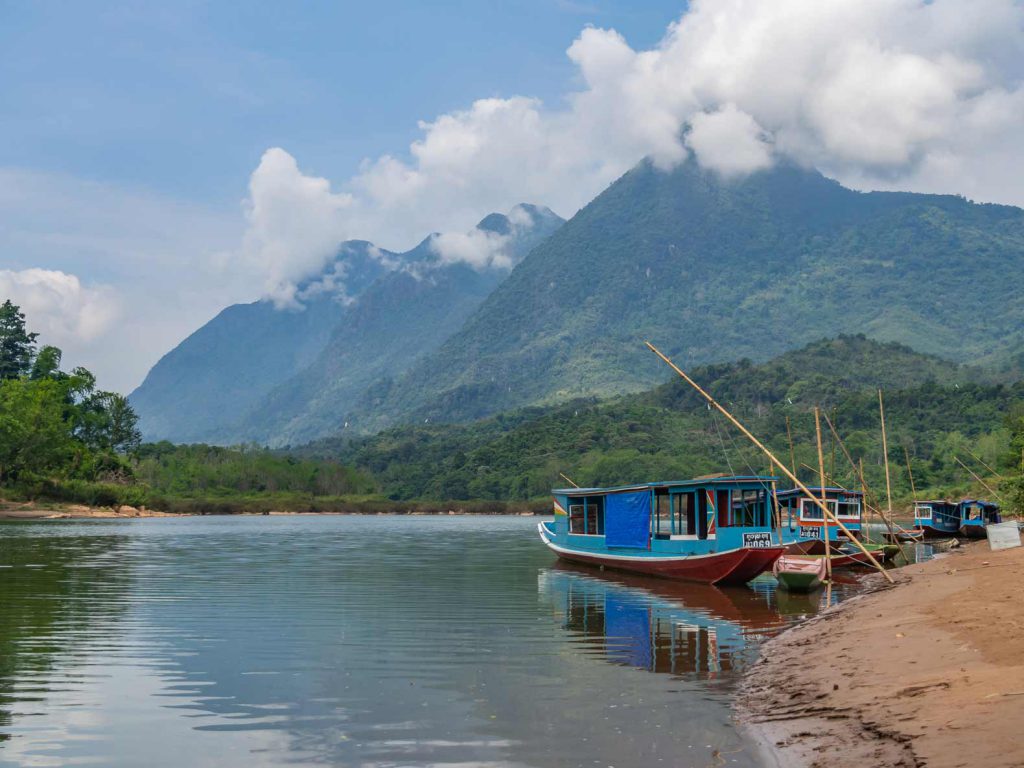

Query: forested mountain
305;336;1019;504
129;241;399;443
230;204;563;446
343;157;1024;434
130;205;563;445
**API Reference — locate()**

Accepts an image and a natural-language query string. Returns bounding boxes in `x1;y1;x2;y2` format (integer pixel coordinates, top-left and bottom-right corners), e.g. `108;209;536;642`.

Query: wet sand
739;540;1024;768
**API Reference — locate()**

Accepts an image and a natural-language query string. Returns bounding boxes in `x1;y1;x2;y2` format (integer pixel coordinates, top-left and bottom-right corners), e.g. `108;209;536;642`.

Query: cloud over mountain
235;0;1024;302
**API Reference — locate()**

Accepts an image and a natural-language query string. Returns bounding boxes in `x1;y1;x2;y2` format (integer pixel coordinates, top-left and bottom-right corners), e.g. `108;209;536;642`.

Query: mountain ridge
336;157;1024;434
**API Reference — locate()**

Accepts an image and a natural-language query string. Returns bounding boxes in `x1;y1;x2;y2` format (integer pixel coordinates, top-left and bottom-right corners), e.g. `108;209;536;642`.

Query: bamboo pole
559;472;580;489
645;341;892;581
953;456;1003;502
815;408;833;582
860;458;871;543
830;407;837;482
879;389;894;521
964;447;999;478
904;447;919;505
769;459;782;546
822;411;900;541
785;416;797;478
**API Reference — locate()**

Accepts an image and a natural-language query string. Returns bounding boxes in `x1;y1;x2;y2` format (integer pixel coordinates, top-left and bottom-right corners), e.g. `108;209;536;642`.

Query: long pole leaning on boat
823;411;900;542
904;447;919;507
785;416;798;477
953;456;1004;503
859;458;871;544
559;472;581;489
814;407;833;582
645;341;892;582
879;389;895;523
769;459;782;546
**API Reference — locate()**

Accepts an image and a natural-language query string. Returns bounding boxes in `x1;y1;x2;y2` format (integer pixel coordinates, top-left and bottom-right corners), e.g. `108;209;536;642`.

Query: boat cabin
914;500;961;536
776;487;862;544
957;499;1001;537
549;476;777;553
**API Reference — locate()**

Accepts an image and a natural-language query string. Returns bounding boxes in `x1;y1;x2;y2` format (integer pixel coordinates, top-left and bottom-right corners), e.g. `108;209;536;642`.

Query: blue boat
957;499;1001;538
537;476;785;586
776;486;863;553
914;500;962;538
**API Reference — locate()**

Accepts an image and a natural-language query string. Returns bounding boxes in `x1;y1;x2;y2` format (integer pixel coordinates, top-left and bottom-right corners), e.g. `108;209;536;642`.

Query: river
0;515;870;767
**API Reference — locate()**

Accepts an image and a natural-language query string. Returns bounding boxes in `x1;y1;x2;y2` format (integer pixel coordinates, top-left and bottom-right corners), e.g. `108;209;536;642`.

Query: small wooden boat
914;500;962;538
773;555;826;592
958;499;1001;538
538;475;785;586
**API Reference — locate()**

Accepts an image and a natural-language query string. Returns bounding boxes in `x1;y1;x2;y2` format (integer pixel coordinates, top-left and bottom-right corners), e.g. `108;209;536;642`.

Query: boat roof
553;475;778;496
960;498;1000;509
776;486;864;499
916;499;959;507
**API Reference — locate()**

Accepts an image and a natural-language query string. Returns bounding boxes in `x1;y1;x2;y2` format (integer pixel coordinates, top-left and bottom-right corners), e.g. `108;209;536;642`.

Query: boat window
673;492;696;535
836;500;860;519
914;504;932;520
653;489;671;537
569;497;604;535
569;504;585;533
800;498;824;521
730;489;767;527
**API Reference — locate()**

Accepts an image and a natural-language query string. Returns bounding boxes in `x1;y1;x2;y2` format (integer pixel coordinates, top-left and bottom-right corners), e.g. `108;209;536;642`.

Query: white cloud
686;105;774;178
0;268;118;344
430;230;514;271
235;0;1024;301
239;148;355;308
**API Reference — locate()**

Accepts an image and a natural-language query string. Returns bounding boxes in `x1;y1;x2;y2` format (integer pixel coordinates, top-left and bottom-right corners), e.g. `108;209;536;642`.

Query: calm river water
0;515;863;768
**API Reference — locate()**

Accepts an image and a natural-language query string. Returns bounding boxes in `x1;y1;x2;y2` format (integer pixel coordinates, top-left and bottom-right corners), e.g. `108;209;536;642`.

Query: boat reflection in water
538;563;822;685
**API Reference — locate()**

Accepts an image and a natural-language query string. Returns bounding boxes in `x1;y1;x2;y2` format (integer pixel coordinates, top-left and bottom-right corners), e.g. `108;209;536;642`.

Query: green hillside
306;337;1023;506
130;241;396;443
230;205;564;446
346;158;1024;433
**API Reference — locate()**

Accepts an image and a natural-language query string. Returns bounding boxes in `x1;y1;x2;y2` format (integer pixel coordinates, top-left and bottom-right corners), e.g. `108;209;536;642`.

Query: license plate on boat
742;532;774;548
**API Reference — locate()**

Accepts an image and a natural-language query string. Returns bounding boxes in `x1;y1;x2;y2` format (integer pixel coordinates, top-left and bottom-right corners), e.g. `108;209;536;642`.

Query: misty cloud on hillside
234;0;1024;304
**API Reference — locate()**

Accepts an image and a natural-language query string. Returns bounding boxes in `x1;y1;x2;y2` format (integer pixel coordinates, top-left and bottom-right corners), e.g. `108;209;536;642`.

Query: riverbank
739;540;1024;768
0;499;545;519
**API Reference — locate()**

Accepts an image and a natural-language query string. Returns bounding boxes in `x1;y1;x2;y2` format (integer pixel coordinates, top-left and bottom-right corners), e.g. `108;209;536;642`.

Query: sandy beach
0;502;182;519
739;540;1024;768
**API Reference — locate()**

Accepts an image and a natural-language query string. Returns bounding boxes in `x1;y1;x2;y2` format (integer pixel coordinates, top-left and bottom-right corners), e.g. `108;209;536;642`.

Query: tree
0;300;37;379
0;378;73;483
30;345;63;381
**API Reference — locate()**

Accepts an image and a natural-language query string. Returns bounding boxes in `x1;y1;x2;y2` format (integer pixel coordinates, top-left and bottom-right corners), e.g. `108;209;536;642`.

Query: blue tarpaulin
604;490;651;549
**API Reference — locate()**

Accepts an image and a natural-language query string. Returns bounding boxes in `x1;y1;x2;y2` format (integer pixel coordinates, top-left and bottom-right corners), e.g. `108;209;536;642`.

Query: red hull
829;550;873;568
545;543;784;586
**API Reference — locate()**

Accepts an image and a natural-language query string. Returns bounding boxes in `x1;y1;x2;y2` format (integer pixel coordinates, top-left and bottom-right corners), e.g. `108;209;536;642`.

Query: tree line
0;299;141;489
0;300;374;509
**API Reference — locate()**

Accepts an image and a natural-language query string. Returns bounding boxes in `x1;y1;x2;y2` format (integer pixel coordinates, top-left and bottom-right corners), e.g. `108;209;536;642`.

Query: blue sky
2;0;1021;393
1;1;684;204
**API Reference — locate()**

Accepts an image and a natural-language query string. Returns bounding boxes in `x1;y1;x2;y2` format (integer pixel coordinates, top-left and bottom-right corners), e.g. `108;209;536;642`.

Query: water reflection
0;524;133;743
540;565;808;685
0;516;883;768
